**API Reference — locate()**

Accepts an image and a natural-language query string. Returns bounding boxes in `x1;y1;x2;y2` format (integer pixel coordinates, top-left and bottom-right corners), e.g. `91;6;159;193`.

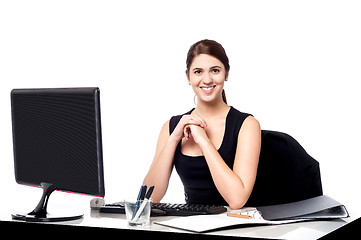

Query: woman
143;39;261;210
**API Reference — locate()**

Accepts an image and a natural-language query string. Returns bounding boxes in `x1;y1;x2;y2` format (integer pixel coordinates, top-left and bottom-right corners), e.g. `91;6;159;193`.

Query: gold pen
227;213;250;219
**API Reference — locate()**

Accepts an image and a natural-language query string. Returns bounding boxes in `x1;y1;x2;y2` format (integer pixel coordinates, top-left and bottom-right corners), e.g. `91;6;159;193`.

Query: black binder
257;195;349;221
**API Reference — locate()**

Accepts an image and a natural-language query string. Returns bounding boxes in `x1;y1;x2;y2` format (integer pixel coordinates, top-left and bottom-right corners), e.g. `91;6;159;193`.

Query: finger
184;126;189;140
191;115;207;128
181;115;203;128
187;127;193;140
188;119;204;128
180;115;207;130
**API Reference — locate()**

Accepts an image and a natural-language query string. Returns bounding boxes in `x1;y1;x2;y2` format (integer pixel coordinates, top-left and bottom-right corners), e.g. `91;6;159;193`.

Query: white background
0;1;360;215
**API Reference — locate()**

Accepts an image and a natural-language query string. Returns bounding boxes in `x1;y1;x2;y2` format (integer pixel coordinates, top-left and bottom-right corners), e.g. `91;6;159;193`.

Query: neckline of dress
179;106;233;158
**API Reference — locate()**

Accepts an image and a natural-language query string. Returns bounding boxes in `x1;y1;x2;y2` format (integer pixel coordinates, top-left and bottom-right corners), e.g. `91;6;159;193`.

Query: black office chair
246;130;323;207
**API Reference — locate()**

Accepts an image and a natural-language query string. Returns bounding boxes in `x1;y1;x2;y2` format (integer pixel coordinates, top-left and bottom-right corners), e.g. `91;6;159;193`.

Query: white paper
154;213;305;233
154;196;348;233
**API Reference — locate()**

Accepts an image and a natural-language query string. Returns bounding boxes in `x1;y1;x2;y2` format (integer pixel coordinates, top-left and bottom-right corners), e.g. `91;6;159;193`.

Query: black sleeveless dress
169;106;322;207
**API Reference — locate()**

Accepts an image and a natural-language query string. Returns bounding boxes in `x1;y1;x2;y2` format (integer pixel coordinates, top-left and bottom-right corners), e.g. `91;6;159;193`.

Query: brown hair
186;39;230;104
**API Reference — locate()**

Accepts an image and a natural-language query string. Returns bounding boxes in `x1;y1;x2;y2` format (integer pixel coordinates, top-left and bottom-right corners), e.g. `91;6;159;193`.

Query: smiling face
187;54;228;104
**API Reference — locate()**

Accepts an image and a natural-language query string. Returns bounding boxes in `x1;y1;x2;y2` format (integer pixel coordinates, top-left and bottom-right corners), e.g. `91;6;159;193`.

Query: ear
225;72;229;81
186;70;190;83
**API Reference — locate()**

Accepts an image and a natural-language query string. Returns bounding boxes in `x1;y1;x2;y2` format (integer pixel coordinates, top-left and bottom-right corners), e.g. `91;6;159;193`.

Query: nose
202;72;214;85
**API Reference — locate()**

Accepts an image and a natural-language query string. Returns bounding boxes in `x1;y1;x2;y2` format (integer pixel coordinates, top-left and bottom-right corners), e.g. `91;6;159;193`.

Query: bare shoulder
162;119;170;130
160;119;170;137
240;116;261;134
153;120;171;157
237;116;261;148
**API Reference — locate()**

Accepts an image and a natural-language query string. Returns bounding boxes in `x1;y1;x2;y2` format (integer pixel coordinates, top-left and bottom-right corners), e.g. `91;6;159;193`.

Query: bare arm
143;120;177;202
143;116;207;202
187;116;261;209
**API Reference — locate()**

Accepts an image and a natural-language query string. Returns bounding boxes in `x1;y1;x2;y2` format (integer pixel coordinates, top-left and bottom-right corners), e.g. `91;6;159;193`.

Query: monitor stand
11;182;84;222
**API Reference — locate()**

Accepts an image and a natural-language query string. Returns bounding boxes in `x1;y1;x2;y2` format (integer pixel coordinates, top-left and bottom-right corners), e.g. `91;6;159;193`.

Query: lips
200;85;216;94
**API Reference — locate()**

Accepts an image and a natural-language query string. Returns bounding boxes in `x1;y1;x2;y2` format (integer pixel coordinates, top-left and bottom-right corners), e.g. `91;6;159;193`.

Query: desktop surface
0;198;356;240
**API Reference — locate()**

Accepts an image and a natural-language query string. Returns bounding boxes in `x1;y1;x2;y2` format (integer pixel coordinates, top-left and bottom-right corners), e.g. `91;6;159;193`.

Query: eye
193;69;202;75
211;68;220;73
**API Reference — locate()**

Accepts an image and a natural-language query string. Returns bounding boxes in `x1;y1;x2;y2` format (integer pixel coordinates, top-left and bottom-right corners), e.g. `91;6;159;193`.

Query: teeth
201;86;215;91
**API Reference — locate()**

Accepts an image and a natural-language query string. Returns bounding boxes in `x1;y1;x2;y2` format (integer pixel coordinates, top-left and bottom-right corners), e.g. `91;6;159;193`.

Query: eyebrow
210;66;222;69
192;66;222;71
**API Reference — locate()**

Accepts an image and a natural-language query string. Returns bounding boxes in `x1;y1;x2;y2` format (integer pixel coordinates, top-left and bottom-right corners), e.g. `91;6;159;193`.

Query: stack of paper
154;195;348;233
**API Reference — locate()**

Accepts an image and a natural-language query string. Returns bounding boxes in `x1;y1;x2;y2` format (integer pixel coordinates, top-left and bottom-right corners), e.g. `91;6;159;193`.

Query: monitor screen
11;87;105;197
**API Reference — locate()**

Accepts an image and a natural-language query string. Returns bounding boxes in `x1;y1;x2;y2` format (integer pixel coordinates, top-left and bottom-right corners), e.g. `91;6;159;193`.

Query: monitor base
11;212;83;222
11;182;83;222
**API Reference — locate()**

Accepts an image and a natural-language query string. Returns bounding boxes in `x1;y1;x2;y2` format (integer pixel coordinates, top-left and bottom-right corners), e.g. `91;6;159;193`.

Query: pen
145;186;154;200
132;184;145;220
227;213;250;219
140;184;147;200
131;186;154;223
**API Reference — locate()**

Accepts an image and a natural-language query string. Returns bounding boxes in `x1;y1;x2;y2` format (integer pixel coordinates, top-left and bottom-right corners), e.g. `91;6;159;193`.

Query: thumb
184;125;191;140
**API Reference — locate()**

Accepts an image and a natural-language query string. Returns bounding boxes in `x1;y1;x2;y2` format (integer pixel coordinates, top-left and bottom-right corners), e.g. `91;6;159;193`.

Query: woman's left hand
184;124;210;146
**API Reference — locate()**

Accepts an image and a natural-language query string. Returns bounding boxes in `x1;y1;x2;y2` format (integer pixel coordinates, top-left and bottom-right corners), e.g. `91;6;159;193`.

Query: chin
198;95;221;104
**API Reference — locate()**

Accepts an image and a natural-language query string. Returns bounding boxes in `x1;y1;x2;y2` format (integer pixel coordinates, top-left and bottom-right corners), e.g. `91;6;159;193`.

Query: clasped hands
172;114;210;146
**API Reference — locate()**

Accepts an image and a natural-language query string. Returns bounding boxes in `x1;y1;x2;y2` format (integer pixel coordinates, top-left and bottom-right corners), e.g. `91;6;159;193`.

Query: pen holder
125;199;152;226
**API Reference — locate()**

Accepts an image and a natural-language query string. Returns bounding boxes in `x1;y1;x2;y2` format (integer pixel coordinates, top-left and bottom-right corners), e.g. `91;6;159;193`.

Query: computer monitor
10;87;105;222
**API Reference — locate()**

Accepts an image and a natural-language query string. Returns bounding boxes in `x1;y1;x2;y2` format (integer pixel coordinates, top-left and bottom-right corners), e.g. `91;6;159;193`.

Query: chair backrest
246;130;323;207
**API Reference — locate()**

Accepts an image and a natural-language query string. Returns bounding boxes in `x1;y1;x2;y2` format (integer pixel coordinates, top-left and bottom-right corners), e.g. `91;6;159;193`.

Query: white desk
0;200;357;239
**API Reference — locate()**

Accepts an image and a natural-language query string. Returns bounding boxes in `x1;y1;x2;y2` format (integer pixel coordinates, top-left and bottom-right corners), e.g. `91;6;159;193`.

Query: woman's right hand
170;114;207;142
